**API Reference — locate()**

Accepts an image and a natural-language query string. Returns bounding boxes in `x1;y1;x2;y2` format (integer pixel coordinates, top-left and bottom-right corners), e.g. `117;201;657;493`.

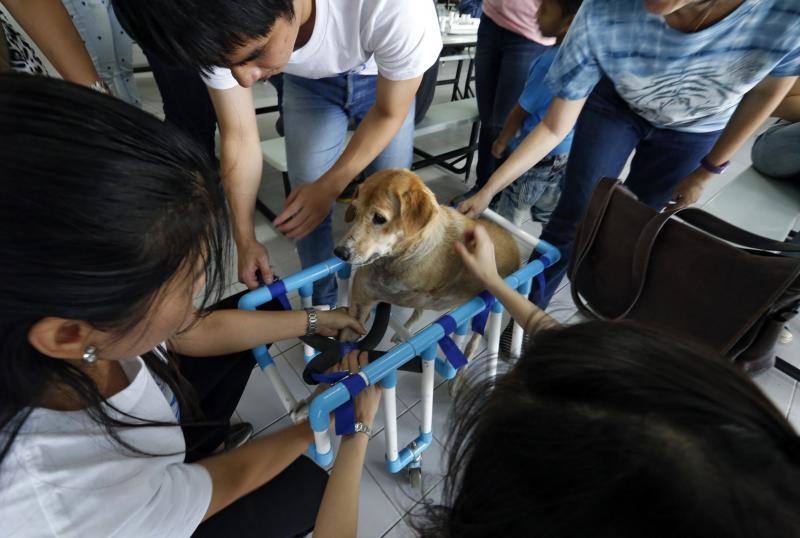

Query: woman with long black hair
0;73;378;538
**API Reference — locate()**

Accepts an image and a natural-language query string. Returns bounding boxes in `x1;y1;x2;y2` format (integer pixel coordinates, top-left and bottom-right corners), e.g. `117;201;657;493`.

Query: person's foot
449;186;481;207
224;422;255;451
499;320;529;360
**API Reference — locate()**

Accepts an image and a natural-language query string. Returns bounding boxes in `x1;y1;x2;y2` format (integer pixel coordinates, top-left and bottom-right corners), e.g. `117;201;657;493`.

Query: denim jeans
532;78;723;307
492;153;568;225
473;14;549;190
752;121;800;178
283;73;415;306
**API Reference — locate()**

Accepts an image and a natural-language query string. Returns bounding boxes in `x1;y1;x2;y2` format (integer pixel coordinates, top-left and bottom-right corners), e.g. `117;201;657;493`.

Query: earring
81;345;98;364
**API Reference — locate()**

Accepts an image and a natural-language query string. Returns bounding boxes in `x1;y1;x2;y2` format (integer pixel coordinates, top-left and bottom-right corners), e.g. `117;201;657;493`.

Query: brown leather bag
569;178;800;374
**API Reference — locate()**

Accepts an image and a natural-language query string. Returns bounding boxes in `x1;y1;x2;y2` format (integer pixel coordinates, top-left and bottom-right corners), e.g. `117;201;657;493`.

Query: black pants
176;291;329;536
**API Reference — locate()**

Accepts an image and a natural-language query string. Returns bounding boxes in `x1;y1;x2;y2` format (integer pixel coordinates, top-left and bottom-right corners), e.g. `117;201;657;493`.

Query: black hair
557;0;584;17
0;73;230;466
112;0;295;72
414;321;800;537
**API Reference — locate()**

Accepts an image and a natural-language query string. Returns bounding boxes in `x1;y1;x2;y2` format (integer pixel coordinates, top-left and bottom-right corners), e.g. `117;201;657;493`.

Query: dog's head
334;169;438;266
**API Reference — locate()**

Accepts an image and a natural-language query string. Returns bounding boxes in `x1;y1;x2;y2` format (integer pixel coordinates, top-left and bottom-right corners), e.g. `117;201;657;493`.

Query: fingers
284;214;318;239
349;319;367;335
277;209;310;236
456;201;470;214
256;257;274;285
274;195;303;227
472;224;491;243
240;266;260;289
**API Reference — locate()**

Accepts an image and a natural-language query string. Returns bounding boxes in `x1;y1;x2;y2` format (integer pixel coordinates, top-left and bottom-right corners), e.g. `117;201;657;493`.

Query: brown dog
335;169;520;344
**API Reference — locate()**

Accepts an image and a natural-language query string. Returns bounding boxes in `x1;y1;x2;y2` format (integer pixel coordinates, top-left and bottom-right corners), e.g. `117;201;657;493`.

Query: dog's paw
338;327;361;343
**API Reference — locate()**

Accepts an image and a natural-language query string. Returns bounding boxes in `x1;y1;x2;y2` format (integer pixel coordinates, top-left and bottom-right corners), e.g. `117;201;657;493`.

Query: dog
334;169;520;350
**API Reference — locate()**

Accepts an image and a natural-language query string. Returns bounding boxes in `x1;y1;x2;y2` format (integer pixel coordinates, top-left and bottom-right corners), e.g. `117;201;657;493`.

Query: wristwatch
305;308;318;335
89;79;111;95
353;422;373;438
700;155;730;175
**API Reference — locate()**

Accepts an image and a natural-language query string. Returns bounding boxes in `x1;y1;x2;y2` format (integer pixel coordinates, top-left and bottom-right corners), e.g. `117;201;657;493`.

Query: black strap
677;208;800;253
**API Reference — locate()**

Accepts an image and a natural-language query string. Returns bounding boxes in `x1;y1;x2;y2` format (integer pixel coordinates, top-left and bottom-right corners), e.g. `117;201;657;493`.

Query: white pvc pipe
388;315;413;342
301;295;314;360
511;322;524;359
337;273;350;308
482;208;539;248
383;387;399;462
486;311;503;378
453;331;467;352
264;362;297;413
314;430;331;456
421;358;435;435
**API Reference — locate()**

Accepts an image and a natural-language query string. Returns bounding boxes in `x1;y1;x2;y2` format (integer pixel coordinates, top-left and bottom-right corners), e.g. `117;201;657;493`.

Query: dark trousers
532;78;723;307
473;14;549;189
176;292;329;537
143;48;218;161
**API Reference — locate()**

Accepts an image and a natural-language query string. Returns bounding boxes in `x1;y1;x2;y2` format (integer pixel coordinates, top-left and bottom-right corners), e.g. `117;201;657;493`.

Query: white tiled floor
134;59;799;537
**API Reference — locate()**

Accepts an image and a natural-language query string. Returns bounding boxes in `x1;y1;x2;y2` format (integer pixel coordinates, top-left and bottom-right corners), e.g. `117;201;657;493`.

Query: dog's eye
372;213;387;225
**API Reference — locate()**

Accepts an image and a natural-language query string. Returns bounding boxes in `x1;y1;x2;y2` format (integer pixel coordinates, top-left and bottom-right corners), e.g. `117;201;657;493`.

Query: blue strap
338;341;359;357
435;315;468;370
268;279;292;311
471;291;496;336
309;371;368;436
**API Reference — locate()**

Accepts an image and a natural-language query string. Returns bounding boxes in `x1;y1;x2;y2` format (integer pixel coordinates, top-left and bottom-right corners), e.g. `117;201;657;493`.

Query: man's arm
671;75;799;209
209;85;274;288
1;0;99;86
274;74;422;239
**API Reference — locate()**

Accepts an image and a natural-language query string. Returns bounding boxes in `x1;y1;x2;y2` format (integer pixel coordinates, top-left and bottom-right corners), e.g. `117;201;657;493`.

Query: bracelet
305;308;317;336
89;79;110;95
700;155;730;175
352;422;372;438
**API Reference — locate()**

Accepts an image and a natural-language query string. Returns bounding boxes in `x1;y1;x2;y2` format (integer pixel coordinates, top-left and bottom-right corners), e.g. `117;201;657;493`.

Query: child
487;0;582;225
0;74;380;538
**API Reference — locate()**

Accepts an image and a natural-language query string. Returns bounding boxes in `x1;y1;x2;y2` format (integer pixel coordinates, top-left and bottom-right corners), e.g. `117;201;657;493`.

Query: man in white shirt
114;0;442;307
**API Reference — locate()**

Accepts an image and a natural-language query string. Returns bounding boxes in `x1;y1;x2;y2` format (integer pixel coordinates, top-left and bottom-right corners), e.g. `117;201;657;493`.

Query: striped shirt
546;0;800;132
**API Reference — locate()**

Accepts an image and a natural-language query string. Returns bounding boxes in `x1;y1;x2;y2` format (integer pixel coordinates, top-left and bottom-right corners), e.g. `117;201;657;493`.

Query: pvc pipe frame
238;239;559;470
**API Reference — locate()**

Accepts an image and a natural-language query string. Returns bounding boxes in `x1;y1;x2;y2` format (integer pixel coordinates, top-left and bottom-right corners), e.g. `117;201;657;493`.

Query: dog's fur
337;169;520;343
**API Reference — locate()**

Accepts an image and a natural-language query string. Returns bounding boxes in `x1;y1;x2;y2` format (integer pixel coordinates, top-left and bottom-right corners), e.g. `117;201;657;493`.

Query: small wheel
408;467;422;490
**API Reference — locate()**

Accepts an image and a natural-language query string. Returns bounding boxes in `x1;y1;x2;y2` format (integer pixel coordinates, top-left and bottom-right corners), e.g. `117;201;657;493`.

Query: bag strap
569;178;622;315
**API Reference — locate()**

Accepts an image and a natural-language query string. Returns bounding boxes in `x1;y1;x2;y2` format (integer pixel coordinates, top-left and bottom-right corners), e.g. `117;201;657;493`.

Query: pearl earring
81;345;98;364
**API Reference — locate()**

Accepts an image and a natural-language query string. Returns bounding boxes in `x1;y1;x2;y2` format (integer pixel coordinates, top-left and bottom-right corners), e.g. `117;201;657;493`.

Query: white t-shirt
0;357;212;538
203;0;443;90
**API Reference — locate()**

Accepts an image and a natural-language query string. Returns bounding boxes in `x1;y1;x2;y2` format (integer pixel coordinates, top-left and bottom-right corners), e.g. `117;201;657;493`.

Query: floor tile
235;353;312;434
381;519;416;538
409;382;454;448
787;390;800;432
364;408;448;515
356;468;404;538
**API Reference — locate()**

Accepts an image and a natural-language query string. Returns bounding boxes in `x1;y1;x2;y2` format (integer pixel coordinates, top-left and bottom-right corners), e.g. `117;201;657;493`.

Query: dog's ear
344;186;359;223
401;187;435;232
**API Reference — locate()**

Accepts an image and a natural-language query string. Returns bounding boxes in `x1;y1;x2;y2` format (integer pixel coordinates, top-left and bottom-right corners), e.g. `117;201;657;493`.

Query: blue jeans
283;73;415;307
532;78;722;307
474;14;549;189
492;153;568;224
752;121;800;178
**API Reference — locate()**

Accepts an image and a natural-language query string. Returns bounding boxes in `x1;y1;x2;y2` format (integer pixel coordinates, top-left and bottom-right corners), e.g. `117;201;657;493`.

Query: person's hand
342;351;382;428
237;239;273;289
316;308;367;338
454;224;502;289
457;189;493;218
274;181;339;239
668;168;713;211
491;138;507;159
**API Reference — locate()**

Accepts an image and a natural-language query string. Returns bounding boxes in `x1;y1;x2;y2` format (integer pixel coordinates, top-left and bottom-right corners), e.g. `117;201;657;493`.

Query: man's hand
457;188;493;218
274;181;340;239
491;138;508;159
237;240;273;289
668;168;713;210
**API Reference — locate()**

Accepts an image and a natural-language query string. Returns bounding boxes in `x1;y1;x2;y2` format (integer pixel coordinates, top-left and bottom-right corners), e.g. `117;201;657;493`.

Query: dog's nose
334;246;351;261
